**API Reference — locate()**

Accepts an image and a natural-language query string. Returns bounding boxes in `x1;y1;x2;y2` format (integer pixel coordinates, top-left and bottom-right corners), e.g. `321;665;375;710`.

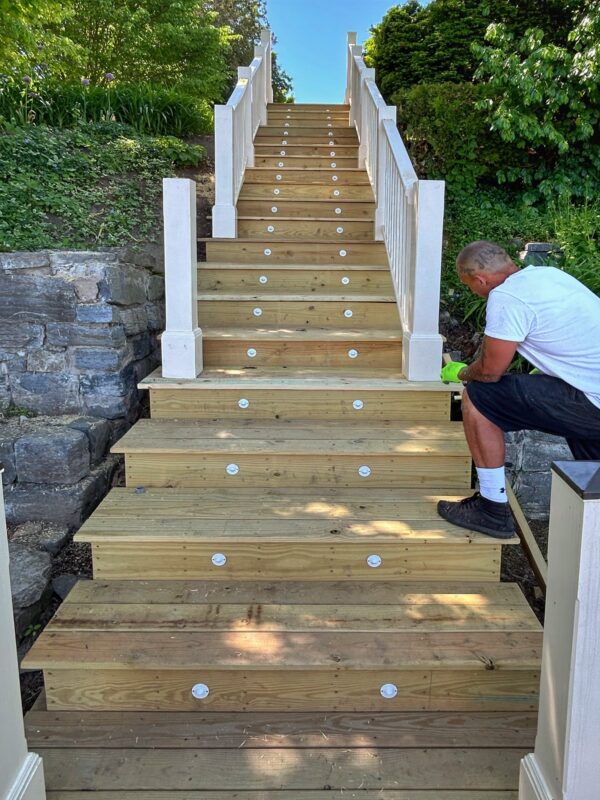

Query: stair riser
245;169;370;185
255;156;357;168
255;135;358;146
255;145;359;157
123;453;471;490
91;542;499;582
198;268;392;293
262;121;353;131
149;389;450;421
237;199;375;219
238;183;374;200
43;667;537;713
202;339;402;368
198;300;399;328
238;219;375;241
148;389;450;421
205;241;388;266
268;113;349;123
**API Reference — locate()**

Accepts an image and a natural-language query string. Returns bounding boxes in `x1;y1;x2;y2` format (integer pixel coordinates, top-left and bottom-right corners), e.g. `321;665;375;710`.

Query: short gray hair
457;240;514;275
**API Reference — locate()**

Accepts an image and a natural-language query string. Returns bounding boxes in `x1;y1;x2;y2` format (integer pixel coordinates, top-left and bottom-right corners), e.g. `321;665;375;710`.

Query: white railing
519;461;600;800
0;464;47;799
345;33;444;381
212;28;273;238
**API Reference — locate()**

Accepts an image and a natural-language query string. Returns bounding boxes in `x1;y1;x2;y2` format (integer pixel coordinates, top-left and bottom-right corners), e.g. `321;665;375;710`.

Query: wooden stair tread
75;487;517;544
201;327;401;340
139;366;451;390
26;702;536;749
45;793;519;799
238;215;368;222
198;261;390;270
111;419;470;454
201;238;385;244
197;293;396;301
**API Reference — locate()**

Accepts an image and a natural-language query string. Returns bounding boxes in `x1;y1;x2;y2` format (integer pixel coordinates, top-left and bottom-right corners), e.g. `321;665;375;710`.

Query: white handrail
345;34;444;381
213;28;273;238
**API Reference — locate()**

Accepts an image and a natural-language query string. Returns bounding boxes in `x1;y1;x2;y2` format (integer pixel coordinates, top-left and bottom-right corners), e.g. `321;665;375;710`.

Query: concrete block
11;372;81;414
5;456;120;528
68;416;111;464
8;542;52;608
15;427;90;485
100;265;147;306
0;273;76;321
47;322;126;348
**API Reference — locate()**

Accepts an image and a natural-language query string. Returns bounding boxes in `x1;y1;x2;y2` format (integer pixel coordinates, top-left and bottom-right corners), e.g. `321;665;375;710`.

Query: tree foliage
474;1;600;198
365;0;580;99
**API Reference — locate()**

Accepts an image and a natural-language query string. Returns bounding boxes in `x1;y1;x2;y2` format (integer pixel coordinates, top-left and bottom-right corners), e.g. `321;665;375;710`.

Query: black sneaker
437;492;516;539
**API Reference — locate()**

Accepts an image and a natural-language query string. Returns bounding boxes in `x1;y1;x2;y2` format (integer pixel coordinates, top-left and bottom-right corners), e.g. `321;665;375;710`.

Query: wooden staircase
22;103;541;798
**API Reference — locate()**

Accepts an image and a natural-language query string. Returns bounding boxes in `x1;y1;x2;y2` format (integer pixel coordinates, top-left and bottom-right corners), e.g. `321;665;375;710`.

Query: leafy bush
550;197;600;295
392;82;520;194
0;122;206;251
0;80;213;136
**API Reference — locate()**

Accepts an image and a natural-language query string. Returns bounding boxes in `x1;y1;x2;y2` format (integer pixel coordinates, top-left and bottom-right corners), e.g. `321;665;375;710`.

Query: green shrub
0;122;206;251
392;82;520;194
0;80;213;136
550;197;600;295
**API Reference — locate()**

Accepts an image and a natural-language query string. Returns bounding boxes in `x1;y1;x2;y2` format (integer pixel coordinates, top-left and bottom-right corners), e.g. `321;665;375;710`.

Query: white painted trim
402;332;445;382
519;754;555;800
161;178;202;379
5;754;46;800
344;32;357;105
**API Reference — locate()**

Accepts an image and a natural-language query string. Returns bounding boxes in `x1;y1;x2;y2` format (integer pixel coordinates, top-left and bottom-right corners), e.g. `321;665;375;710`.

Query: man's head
456;240;519;298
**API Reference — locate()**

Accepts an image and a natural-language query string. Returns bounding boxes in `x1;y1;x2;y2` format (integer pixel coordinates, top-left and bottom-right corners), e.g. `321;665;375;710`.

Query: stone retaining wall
506;430;571;518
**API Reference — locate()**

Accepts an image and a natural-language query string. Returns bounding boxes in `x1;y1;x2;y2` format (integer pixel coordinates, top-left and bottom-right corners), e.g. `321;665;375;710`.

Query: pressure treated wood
237;217;375;241
256;126;358;138
254;143;360;157
255;155;358;168
237;198;375;217
238;182;375;199
38;748;527;791
196;298;400;328
244;168;370;185
46;793;519;799
205;239;388;265
198;264;392;293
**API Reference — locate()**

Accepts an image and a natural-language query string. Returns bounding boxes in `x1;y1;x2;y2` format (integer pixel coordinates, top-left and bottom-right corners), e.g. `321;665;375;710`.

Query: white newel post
344;32;357;105
401;179;445;381
261;28;273;104
358;67;376;170
212;104;236;238
520;461;600;800
349;43;363;130
0;465;46;800
161;178;203;379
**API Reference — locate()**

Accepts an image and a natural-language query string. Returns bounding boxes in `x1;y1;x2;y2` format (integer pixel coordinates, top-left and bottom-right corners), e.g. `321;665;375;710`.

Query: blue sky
266;0;399;103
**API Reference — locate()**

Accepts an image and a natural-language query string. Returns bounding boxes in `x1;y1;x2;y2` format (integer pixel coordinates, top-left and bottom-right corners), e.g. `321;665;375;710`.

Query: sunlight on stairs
23;103;541;799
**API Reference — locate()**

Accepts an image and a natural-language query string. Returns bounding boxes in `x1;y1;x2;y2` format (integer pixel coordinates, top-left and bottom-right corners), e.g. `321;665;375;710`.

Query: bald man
437;240;600;538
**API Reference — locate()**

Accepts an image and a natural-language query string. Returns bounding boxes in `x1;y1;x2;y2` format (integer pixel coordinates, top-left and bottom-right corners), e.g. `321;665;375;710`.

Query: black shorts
465;374;600;460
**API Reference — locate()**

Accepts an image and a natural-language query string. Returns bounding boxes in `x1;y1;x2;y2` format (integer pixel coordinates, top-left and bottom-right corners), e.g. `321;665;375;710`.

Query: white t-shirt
485;266;600;409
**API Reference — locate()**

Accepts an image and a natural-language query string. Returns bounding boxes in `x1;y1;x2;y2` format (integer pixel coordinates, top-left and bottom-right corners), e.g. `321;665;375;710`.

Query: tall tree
0;0;69;74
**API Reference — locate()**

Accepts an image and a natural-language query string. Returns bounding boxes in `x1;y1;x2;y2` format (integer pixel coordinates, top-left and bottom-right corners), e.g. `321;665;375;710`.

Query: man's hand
441;361;468;383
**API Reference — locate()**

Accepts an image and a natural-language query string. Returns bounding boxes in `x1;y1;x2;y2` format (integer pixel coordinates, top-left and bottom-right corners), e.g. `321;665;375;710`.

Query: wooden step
200;326;402;368
268;111;350;121
237;217;374;241
236;199;375;220
254;143;359;157
257;126;357;140
204;239;388;265
198;263;392;293
268;103;350;110
255;155;357;168
141;367;452;421
45;792;520;799
196;297;400;328
23;579;540;713
111;418;471;490
244;167;370;185
238;181;374;200
76;486;516;580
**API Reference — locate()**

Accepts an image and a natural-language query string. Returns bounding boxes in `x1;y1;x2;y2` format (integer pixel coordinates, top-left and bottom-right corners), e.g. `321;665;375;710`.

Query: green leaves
0;123;206;252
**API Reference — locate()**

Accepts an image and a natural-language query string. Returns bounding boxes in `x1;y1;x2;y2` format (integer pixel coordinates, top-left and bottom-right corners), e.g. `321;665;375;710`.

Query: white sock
476;466;508;503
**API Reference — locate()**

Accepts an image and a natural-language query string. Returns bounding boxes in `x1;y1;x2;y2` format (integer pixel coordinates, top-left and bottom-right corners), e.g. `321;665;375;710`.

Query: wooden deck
23;103;541;796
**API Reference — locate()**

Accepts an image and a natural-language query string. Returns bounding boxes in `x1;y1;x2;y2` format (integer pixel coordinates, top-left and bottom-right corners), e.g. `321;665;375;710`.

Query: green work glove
440;361;468;384
529;368;542;375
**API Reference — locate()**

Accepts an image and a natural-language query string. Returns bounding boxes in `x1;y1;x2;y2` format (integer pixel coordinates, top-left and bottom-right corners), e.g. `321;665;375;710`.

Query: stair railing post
0;465;47;800
238;66;254;168
520;461;600;800
375;104;397;241
344;31;357;106
254;44;268;127
348;43;363;132
161;178;203;379
358;67;376;170
212;104;237;238
261;28;273;104
401;179;445;381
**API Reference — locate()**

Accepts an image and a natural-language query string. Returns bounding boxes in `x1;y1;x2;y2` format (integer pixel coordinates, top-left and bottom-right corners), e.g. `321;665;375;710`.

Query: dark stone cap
552;461;600;500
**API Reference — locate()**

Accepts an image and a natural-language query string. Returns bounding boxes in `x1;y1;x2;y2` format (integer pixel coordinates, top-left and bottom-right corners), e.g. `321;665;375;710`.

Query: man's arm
458;336;519;383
